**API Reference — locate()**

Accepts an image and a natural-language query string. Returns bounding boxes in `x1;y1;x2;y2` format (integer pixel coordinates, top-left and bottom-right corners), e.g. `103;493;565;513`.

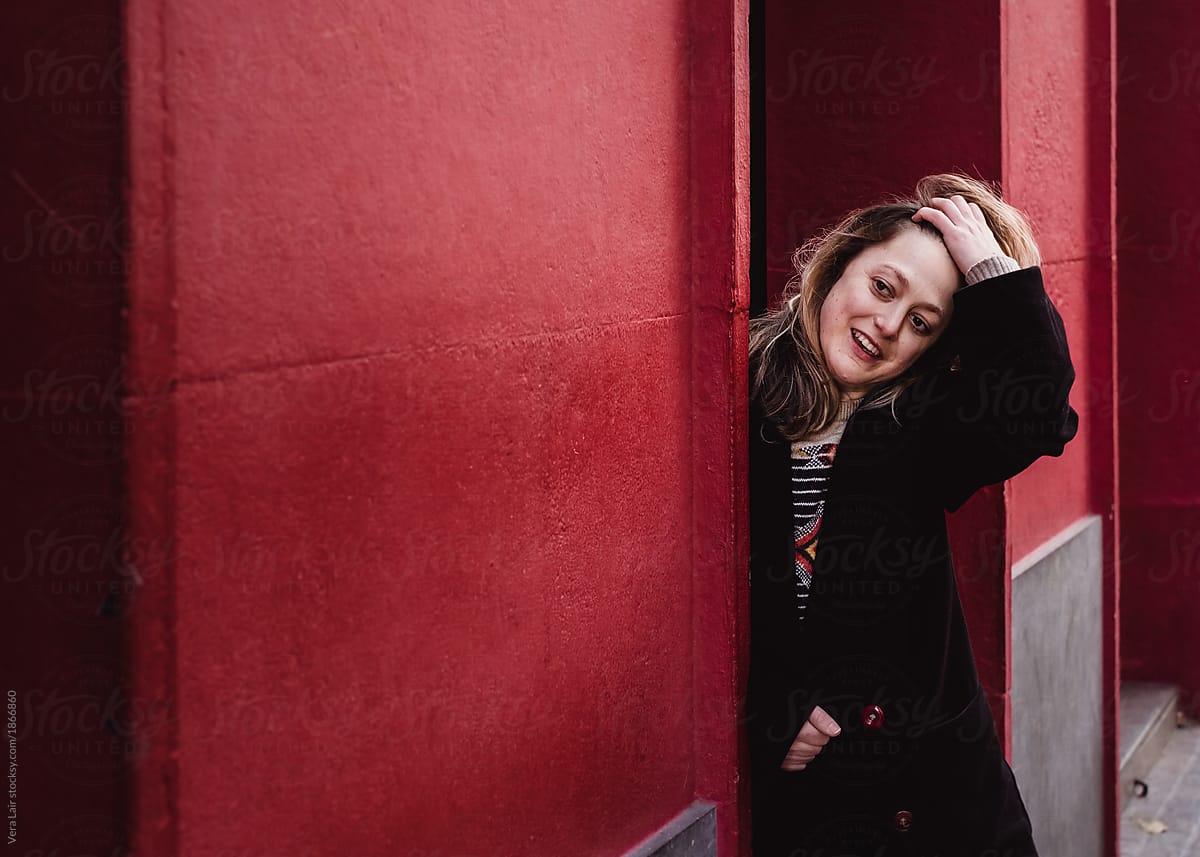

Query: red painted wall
124;2;748;856
1118;0;1200;717
764;2;1001;302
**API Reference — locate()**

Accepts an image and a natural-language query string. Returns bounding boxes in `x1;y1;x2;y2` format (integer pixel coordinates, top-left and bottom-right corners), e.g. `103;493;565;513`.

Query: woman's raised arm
919;264;1079;512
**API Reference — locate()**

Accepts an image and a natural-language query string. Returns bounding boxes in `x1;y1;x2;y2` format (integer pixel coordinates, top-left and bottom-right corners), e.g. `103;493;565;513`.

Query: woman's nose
874;309;903;338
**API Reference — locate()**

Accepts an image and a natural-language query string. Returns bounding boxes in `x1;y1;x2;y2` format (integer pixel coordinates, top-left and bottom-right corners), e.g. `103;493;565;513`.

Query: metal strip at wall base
621;801;716;857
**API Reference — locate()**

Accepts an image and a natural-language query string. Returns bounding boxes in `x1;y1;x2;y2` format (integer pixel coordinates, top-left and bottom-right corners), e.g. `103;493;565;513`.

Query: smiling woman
747;173;1077;856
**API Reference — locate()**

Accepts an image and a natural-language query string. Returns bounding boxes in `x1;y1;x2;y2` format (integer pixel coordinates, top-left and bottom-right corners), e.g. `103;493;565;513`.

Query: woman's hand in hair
911;195;1006;278
780;704;842;771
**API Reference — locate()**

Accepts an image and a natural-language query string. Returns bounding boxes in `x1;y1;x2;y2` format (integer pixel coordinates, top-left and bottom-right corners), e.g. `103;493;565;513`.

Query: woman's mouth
851;329;883;361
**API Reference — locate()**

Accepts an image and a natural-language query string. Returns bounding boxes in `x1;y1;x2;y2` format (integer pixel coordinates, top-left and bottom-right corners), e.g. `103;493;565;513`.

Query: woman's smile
850;328;883;361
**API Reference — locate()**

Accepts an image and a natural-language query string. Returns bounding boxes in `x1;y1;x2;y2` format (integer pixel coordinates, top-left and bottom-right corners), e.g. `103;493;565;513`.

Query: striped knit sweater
790;396;861;623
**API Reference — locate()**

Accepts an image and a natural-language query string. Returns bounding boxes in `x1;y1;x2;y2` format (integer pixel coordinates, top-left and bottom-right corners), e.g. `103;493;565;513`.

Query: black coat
747;266;1079;857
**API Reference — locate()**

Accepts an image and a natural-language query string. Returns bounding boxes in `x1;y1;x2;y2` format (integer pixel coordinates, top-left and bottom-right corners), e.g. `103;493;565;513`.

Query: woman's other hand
780;704;842;771
912;195;1006;277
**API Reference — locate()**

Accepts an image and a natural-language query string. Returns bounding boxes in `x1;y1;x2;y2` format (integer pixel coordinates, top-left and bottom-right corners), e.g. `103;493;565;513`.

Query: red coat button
894;810;913;832
861;704;884;730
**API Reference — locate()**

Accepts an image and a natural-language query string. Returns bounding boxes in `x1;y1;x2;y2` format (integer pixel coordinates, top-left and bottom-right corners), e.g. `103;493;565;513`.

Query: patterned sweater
790;396;860;622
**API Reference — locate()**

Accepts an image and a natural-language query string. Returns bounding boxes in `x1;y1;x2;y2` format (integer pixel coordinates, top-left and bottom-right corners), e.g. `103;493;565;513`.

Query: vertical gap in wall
741;3;764;852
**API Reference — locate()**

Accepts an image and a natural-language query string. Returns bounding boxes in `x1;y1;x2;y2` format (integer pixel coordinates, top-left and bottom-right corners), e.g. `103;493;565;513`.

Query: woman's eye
911;315;931;335
872;278;891;295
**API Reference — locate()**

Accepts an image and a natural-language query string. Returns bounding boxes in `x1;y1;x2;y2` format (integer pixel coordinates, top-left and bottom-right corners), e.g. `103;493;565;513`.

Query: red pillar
123;1;750;855
688;1;752;854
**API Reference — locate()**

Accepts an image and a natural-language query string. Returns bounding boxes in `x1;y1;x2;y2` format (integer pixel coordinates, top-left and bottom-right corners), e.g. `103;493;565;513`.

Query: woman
747;174;1078;856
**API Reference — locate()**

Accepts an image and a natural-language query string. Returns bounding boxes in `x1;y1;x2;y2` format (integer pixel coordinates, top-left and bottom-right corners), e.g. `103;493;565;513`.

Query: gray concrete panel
1011;515;1103;857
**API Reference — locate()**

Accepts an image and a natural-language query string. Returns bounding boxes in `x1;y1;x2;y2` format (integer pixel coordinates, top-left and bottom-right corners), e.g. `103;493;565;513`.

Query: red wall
124;1;748;856
1118;0;1200;717
764;2;1001;302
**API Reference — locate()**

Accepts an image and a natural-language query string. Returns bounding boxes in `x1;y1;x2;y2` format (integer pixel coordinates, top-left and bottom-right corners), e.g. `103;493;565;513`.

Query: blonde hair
750;173;1039;442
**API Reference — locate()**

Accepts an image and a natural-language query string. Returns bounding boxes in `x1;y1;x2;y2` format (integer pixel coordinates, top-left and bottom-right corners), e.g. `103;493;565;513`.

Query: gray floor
1120;717;1200;857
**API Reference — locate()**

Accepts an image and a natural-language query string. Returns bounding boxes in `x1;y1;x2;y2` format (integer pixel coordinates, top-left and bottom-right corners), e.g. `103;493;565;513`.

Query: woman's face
819;225;960;397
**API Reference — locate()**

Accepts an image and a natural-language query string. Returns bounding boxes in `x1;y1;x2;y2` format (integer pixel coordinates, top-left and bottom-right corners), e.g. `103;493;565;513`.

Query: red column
689;2;752;855
123;1;750;855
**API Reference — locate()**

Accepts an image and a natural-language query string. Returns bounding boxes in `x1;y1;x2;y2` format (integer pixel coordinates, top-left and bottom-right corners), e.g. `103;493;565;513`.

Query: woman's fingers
807;704;842;738
780;705;843;771
941;194;978;222
795;704;842;745
783;745;816;764
781;743;817;770
781;744;816;770
912;195;1004;276
914;196;970;227
911;202;956;233
949;194;973;218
